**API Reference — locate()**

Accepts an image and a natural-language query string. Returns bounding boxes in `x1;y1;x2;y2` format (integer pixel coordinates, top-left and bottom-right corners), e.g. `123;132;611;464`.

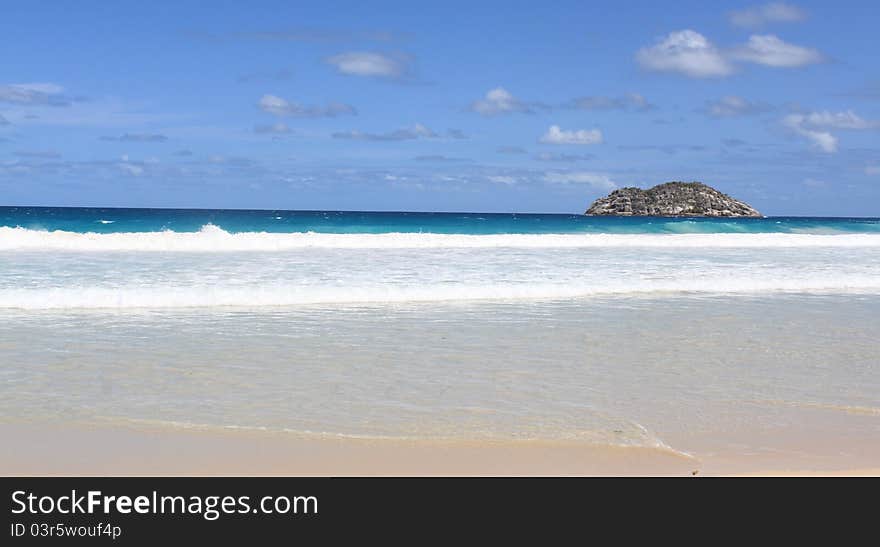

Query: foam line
2;224;880;252
1;278;878;309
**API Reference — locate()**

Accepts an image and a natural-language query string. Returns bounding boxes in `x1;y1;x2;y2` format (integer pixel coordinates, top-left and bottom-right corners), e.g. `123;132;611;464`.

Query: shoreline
2;422;876;477
0;422;697;476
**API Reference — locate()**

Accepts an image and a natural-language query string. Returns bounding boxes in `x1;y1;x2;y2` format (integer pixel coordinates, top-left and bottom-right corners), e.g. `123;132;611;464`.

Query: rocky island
585;181;761;217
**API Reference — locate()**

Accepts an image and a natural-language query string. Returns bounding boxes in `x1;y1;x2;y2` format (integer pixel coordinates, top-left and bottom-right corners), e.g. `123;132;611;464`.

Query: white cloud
472;90;651;115
0;96;177;128
470;87;531;116
783;115;837;152
13;150;62;159
254;122;291;134
258;94;356;117
567;92;654;111
781;110;879;153
539;125;603;145
731;34;823;67
729;3;806;28
801;130;838;153
627;93;651;110
534;152;595;162
796;110;880;130
100;133;168;142
0;83;70;106
8;83;63;95
704;96;772;117
258;95;289;115
325;52;409;78
636;30;734;78
542;171;618;191
332;123;439;141
118;162;144;176
636;30;823;78
497;146;527;155
487;175;517;185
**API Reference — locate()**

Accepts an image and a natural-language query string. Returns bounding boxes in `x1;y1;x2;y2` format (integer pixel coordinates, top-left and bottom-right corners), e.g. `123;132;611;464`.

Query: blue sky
1;1;878;215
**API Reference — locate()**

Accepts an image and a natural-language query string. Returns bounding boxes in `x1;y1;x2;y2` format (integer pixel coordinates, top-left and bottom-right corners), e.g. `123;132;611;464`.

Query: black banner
1;477;874;543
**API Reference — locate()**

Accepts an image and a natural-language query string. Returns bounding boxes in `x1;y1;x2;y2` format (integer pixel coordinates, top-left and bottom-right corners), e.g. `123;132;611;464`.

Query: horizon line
1;204;879;219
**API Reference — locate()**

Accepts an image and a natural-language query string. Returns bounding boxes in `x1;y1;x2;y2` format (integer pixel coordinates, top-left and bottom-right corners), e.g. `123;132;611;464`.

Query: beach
2;294;878;476
2;421;878;476
1;209;878;476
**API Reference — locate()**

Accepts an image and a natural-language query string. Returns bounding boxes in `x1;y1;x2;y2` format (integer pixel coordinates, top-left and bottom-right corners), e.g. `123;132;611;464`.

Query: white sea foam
92;416;693;455
1;224;880;252
1;276;878;309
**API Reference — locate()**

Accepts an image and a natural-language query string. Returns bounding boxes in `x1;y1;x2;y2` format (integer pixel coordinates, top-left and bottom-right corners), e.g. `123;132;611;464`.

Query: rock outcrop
585;181;761;217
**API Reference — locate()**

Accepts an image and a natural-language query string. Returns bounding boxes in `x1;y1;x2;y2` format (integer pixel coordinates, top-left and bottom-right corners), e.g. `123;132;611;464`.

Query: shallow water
1;295;878;459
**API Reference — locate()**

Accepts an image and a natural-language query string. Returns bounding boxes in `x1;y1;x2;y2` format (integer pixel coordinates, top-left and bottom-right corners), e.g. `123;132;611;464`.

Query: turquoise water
1;206;879;308
2;206;879;234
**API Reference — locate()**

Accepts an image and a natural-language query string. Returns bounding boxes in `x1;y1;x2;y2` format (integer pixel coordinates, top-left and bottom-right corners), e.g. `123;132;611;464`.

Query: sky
1;0;878;215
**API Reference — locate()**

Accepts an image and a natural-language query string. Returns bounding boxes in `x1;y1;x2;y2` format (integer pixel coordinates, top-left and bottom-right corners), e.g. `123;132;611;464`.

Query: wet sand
1;422;876;476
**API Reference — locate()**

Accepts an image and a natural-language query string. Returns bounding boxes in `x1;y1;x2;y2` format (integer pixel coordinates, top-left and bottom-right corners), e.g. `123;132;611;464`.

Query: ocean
1;207;879;465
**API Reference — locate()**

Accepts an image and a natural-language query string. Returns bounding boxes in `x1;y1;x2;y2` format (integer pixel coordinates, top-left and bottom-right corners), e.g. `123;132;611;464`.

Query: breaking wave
3;224;880;252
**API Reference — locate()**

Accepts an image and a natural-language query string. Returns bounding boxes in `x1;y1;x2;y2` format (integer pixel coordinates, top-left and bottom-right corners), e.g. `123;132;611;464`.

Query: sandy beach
1;422;876;477
2;295;879;478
